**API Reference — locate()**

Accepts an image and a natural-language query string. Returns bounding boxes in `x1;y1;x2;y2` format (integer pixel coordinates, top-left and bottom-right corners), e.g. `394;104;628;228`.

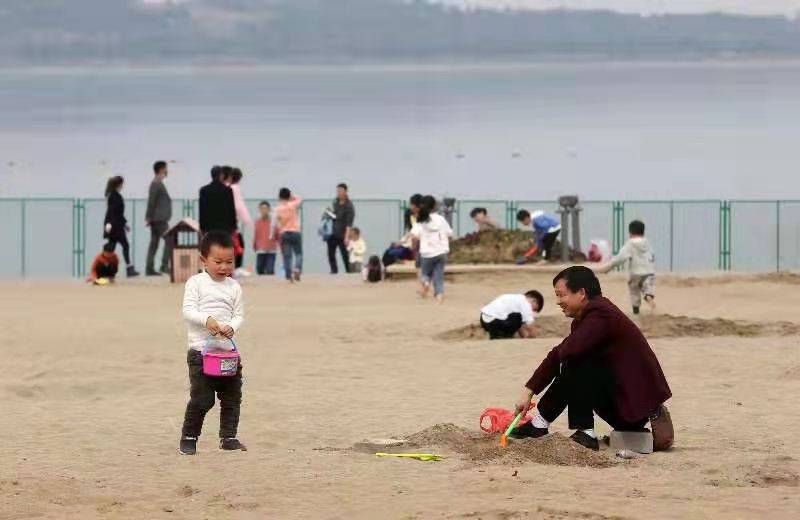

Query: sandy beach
2;271;800;519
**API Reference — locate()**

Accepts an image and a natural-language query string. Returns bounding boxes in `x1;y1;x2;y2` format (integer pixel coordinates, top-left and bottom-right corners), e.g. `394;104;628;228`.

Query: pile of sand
449;230;586;264
661;272;800;288
437;314;800;342
707;456;800;488
397;424;614;468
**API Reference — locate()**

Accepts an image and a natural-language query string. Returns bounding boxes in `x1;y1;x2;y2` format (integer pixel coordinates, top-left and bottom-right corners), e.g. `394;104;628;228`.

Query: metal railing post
776;201;781;272
20;199;26;277
669;201;675;272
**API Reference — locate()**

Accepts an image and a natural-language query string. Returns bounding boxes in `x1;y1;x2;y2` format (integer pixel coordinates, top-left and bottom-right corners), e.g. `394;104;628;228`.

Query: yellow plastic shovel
375;452;444;462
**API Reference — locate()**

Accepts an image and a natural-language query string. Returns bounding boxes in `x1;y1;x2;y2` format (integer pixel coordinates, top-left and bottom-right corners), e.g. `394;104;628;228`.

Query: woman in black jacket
104;176;140;278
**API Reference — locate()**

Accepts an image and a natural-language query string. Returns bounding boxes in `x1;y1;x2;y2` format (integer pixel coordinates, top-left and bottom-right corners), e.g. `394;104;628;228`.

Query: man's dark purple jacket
526;296;672;422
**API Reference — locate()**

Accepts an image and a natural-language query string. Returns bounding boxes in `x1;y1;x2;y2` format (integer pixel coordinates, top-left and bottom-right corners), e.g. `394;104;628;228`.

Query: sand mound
400;423;614;468
781;366;800;380
638;315;800;338
436;314;800;342
708;457;800;488
449;230;586;264
661;272;800;288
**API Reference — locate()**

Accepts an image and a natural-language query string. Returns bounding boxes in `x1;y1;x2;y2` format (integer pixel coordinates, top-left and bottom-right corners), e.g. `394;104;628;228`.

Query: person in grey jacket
596;220;656;314
145;161;173;276
326;183;356;274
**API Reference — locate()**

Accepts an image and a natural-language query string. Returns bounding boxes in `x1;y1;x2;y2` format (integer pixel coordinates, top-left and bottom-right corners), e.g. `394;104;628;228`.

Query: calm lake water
1;62;799;201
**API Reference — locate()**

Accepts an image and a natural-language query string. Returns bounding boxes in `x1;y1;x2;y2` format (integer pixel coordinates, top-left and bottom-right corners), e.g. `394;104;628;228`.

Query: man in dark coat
512;266;674;451
326;182;356;274
198;166;236;235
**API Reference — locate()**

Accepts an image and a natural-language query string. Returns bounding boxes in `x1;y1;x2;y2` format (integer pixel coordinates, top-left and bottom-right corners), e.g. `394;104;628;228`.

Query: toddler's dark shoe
179;436;197;455
220;438;247;451
570;431;600;451
509;422;549;439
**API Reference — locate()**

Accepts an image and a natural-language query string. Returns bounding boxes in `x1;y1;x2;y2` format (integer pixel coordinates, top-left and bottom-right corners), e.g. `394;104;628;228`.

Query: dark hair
231;168;243;184
337;183;348;192
259;200;270;208
220;165;234;182
103;242;116;253
553;266;602;299
417;195;437;223
105;176;124;197
525;290;544;312
200;231;234;257
210;165;222;180
409;194;423;207
470;207;487;218
279;188;291;200
629;220;645;235
153;161;167;175
516;209;531;222
366;255;383;283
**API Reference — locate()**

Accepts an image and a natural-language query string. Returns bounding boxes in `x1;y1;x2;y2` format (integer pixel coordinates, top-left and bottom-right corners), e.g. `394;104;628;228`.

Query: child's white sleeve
182;278;209;328
610;242;632;268
444;218;454;237
229;285;244;333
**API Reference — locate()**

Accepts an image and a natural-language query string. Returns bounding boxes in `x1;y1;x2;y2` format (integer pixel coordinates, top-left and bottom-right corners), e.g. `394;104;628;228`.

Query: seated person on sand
480;291;544;340
86;242;120;284
510;266;674;452
381;231;416;267
470;207;499;232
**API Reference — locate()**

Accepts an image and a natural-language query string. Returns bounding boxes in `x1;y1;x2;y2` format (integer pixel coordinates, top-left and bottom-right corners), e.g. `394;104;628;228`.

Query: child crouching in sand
179;231;246;455
480;290;544;340
86;242;119;284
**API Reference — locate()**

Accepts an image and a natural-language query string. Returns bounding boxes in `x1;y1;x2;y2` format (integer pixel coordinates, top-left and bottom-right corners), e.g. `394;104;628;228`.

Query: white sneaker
234;268;251;278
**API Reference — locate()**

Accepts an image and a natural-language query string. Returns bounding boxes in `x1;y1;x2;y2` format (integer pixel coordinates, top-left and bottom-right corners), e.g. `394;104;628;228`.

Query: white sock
531;412;550;429
581;428;596;439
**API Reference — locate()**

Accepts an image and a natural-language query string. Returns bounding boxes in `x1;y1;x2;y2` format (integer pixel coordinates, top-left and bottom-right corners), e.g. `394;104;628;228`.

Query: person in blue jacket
517;209;562;261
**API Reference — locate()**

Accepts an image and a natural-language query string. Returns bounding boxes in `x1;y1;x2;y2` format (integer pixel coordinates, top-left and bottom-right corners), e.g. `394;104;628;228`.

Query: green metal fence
1;198;799;278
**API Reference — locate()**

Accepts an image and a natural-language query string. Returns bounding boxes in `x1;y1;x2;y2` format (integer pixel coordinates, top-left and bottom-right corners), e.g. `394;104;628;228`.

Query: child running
179;231;246;455
275;188;303;283
253;201;278;275
480;290;544;340
410;195;453;304
596;220;656;314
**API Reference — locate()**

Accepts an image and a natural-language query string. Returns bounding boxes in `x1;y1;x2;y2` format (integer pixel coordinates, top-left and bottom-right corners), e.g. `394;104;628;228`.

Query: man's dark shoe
179;436;197;455
145;270;163;276
220;438;247;451
509;422;549;439
570;431;600;451
160;266;171;275
126;266;140;278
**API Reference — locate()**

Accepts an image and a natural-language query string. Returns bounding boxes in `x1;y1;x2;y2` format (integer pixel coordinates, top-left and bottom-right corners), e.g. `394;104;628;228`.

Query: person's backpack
366;255;383;283
318;210;335;241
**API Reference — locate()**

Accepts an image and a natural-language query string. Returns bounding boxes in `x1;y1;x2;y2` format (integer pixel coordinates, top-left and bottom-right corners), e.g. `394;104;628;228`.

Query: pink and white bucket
202;338;240;377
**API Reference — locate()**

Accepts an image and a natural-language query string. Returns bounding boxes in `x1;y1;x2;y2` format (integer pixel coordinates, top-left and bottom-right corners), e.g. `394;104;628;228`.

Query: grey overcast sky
431;0;800;16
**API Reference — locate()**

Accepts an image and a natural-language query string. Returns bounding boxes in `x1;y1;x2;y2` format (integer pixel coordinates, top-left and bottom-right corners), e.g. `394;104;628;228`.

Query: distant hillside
2;0;800;64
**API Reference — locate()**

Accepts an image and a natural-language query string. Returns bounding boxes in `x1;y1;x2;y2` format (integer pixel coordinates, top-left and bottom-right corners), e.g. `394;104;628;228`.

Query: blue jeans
420;254;447;296
256;253;276;275
280;232;303;280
